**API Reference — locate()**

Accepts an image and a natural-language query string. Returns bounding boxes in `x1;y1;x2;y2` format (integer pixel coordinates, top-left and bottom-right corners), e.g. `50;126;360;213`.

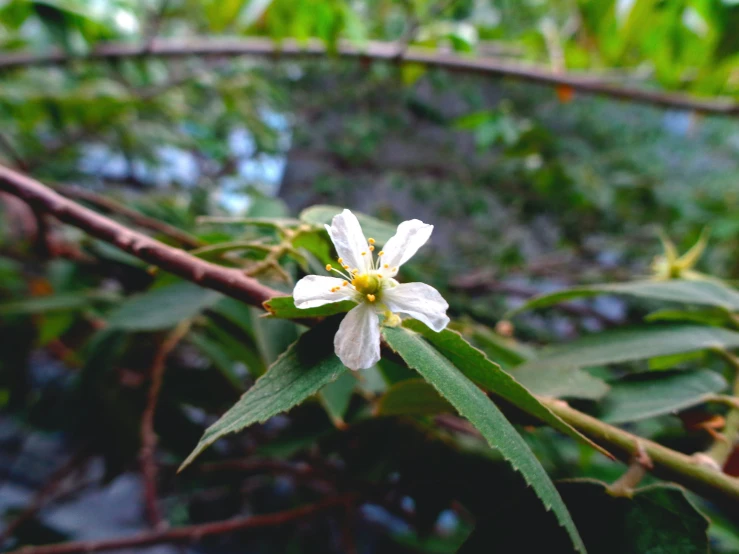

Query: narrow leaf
513;366;610;400
107;282;221;331
404;320;610;454
510;279;739;315
599;369;727;424
0;290;119;316
180;319;347;470
318;370;356;427
376;378;453;416
263;295;356;319
382;326;586;554
515;325;739;373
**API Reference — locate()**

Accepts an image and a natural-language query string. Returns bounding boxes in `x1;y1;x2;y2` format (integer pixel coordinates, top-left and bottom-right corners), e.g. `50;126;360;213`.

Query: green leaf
180;319;348;470
299;205;397;244
515;325;739;373
512;366;611;400
599;369;727;424
382;326;586;554
376;378;452;417
250;306;298;366
558;480;709;554
187;332;247;392
404;320;610;455
510;279;739;315
0;290;119;316
263;295;356;319
318;370;356;426
107;282;222;331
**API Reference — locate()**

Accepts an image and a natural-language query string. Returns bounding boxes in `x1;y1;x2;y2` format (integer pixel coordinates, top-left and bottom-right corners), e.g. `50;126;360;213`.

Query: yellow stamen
361;251;367;256
325;264;332;271
383;264;389;268
368;238;375;244
392;267;398;272
337;258;343;264
369;245;375;251
378;251;384;256
366;294;376;302
342;280;348;286
343;265;350;270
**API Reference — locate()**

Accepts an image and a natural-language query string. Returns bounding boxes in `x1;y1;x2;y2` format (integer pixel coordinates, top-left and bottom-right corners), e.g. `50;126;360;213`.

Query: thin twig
11;494;354;554
53;185;202;248
139;322;191;529
0;164;280;307
0;38;737;115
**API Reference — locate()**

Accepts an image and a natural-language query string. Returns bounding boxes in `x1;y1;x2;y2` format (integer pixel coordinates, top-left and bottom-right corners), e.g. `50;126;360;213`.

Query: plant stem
10;494;354;554
705;350;739;468
543;399;739;506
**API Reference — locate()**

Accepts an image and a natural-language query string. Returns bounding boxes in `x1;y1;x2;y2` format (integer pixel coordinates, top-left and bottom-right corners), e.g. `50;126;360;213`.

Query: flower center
352;273;381;295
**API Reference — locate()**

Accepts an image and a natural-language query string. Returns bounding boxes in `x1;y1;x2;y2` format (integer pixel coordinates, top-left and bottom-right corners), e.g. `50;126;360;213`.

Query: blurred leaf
299;205;397;244
250;306;299;365
263;295;356;319
180;318;347;470
318;370;355;426
376;378;452;416
515;325;739;373
106;282;221;331
404;320;609;455
382;325;586;554
599;369;727;424
512;366;610;400
188;331;247;392
0;290;119;316
458;322;534;369
510;280;739;315
645;307;733;327
558;480;709;554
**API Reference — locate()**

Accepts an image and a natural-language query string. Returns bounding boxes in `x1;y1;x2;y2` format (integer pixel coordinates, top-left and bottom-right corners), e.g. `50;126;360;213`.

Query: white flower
293;209;450;370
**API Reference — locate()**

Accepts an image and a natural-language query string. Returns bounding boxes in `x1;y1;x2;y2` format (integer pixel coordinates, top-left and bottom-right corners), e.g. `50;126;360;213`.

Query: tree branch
10;494;354;554
0;38;737;115
0;164;280;307
139;322;191;529
53;185;202;249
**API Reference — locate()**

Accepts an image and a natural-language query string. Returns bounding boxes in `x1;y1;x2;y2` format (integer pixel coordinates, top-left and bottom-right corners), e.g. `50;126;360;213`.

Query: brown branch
11;494;354;554
139;322;191;529
53;185;202;248
0;37;737;115
0;164;280;307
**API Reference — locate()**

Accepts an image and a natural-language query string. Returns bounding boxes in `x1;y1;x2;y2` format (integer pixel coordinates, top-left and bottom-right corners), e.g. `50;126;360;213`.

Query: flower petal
293;275;356;309
380;219;433;276
325;209;371;273
383;282;449;332
334;303;381;370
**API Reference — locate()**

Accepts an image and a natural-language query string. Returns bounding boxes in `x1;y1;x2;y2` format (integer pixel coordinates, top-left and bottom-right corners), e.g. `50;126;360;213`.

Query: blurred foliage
1;1;739;553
